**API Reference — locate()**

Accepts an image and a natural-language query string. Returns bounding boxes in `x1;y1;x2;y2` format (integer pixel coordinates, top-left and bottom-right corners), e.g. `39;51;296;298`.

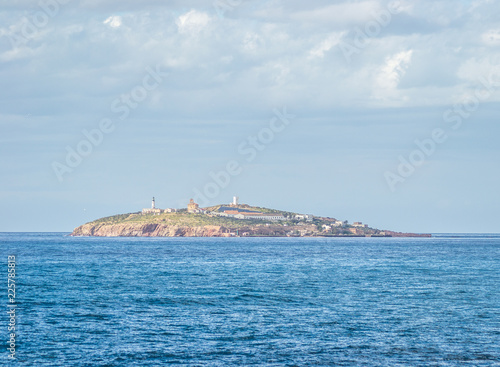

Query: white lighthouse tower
232;196;239;206
152;197;156;209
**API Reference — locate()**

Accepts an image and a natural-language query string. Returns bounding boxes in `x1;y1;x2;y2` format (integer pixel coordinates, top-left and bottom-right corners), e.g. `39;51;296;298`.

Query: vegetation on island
72;203;431;238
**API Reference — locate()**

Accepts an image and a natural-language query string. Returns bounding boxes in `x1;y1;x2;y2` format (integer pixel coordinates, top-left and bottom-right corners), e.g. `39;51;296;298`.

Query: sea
1;233;499;366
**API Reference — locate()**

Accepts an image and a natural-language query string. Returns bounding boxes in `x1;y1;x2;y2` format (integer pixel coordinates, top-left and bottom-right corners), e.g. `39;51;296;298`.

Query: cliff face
71;211;432;238
72;223;229;237
71;222;320;237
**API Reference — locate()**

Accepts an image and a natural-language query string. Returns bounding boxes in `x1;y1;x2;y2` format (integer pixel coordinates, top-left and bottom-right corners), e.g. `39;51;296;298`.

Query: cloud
457;57;500;100
374;50;413;101
176;9;210;34
1;0;500;117
291;1;381;27
103;15;122;28
309;33;344;59
0;44;41;62
240;32;265;55
482;29;500;46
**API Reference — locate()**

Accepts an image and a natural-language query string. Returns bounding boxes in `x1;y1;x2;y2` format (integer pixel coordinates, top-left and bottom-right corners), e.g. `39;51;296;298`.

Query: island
71;197;431;238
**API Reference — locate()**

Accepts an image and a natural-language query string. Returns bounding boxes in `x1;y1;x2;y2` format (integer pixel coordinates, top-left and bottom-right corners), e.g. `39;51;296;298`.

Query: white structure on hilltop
232;196;239;206
353;222;368;228
234;213;285;221
333;220;348;227
142;197;162;215
295;214;313;222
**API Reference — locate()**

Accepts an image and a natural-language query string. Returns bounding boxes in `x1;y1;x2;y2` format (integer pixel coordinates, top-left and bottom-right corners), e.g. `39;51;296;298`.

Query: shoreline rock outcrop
72;223;230;237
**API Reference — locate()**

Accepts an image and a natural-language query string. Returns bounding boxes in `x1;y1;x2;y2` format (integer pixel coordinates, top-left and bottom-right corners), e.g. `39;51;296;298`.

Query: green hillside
89;209;293;228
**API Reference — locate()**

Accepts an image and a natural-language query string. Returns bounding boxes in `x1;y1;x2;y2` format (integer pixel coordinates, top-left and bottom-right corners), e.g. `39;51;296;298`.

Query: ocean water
1;233;499;366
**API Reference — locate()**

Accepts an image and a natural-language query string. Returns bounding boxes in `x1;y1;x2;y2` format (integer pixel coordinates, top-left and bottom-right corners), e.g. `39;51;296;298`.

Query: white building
142;197;162;215
332;220;348;227
234;213;285;221
213;211;234;218
353;222;368;228
295;214;313;222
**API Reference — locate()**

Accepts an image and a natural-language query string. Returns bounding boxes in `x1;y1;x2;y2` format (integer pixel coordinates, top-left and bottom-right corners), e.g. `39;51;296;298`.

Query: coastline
71;221;431;238
71;201;432;238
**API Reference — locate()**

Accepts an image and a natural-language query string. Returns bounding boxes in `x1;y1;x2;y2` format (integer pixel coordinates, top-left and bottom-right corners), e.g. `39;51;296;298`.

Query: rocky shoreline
71;221;431;238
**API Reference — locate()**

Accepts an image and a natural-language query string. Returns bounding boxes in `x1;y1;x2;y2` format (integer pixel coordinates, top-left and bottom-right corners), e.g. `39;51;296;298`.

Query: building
187;199;200;213
211;205;285;221
353;222;368;228
231;196;239;206
234;213;285;221
164;208;177;213
142;197;162;215
295;214;313;222
332;220;347;227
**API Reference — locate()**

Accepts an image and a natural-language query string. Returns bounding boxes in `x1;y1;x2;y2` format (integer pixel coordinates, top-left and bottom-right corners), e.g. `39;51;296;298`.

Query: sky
1;0;499;233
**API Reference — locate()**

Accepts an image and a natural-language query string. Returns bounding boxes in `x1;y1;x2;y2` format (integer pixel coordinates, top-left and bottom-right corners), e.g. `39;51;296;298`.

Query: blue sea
1;233;499;366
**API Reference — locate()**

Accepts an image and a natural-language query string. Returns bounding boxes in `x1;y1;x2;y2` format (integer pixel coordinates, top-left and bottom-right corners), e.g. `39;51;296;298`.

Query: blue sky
1;0;499;233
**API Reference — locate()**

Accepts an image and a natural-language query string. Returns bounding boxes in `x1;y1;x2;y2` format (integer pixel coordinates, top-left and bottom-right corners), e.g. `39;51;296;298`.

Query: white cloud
389;0;413;14
103;15;122;28
374;50;413;101
291;1;380;26
240;32;265;54
457;57;500;86
1;0;500;113
176;10;210;34
482;29;500;45
470;0;494;11
0;45;40;62
309;33;344;59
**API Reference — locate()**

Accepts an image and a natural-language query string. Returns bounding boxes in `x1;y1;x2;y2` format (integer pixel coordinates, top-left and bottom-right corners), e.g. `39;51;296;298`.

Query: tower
142;197;161;215
232;196;239;206
187;198;199;213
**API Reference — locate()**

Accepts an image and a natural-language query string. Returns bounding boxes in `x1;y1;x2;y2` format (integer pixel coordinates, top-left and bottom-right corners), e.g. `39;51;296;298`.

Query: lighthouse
142;197;161;215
